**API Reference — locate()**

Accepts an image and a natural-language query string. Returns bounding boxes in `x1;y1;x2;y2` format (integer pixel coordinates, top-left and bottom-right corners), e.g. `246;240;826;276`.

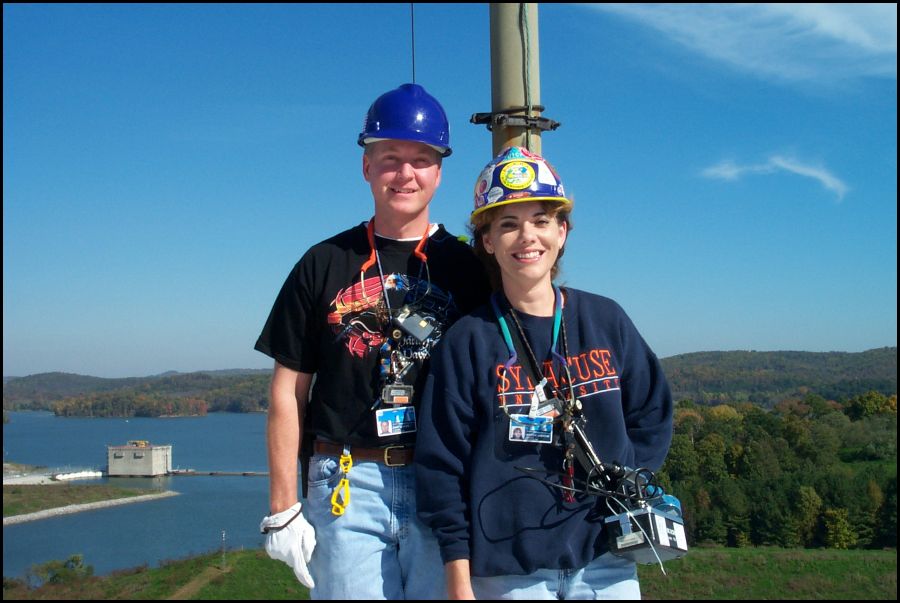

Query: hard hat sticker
537;163;558;186
476;176;489;197
487;187;505;205
500;161;535;190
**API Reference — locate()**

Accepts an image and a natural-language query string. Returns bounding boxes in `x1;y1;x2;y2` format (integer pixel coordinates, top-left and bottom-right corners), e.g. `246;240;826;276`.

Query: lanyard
358;218;431;310
491;287;571;409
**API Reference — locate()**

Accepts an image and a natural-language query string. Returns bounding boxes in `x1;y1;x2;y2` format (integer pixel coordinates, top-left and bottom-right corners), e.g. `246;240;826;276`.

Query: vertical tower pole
489;3;541;155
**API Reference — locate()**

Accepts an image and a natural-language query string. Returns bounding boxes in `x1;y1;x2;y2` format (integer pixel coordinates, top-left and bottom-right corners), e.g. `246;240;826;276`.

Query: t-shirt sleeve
254;251;322;373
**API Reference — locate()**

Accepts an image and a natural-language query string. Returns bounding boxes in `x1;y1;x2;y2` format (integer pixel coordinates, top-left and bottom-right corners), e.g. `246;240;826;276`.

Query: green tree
674;407;704;445
822;508;857;549
663;434;699;482
716;479;751;547
807;420;841;466
875;476;897;547
794;485;823;547
844;391;895;420
739;438;782;482
696;433;728;483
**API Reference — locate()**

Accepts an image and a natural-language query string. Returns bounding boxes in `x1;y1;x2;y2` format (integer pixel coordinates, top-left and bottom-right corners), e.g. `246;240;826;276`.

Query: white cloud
587;4;897;82
702;156;849;200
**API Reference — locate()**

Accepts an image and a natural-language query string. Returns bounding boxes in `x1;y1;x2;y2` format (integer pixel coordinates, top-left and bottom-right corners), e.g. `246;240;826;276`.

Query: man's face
363;140;442;221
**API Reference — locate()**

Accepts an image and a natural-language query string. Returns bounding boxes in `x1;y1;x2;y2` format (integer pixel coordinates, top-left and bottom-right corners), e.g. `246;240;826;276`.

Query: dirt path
167;564;230;600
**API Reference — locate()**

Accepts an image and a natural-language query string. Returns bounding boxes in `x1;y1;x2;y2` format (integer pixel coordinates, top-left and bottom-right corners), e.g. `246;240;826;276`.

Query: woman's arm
445;559;476;600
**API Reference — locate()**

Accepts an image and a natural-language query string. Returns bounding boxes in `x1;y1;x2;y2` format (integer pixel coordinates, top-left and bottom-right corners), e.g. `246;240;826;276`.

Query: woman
415;147;673;600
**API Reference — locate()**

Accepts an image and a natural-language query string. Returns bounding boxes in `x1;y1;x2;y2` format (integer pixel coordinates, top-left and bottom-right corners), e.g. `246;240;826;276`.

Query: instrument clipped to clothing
330;449;353;516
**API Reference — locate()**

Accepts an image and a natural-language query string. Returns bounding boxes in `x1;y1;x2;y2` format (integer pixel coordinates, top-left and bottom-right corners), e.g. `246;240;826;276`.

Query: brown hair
469;201;573;291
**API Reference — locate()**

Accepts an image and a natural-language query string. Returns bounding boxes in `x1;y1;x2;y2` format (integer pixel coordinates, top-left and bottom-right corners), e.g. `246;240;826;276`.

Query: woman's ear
482;230;494;255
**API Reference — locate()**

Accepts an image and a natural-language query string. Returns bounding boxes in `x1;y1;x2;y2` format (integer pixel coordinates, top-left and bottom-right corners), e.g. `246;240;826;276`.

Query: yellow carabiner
331;477;350;516
330;452;354;516
338;452;353;475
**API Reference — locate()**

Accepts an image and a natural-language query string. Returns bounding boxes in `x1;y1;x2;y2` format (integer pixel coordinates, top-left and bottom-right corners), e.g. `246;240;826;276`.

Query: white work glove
260;502;317;589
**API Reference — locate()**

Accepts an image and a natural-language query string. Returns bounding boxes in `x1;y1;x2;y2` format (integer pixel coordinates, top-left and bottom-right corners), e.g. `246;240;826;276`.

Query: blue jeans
304;453;445;600
471;553;640;600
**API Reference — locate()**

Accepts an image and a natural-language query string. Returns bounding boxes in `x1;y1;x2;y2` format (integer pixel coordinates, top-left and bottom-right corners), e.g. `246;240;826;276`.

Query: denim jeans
470;552;640;600
304;453;445;600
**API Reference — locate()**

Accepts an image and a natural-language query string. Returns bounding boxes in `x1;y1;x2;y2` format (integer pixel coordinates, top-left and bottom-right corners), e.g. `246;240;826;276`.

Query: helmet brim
359;135;451;157
470;196;571;221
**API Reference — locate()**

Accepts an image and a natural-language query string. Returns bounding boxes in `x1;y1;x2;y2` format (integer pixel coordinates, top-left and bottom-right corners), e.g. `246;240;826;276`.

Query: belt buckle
383;445;405;467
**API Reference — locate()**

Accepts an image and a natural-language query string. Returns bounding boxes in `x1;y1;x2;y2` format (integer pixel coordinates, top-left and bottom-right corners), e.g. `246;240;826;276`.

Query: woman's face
481;201;567;290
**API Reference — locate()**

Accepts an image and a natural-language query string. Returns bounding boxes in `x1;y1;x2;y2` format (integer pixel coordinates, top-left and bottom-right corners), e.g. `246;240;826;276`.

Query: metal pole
489;3;541;156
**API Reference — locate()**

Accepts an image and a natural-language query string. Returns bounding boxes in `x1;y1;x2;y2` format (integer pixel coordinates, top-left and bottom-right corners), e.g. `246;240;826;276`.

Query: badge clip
382;384;414;405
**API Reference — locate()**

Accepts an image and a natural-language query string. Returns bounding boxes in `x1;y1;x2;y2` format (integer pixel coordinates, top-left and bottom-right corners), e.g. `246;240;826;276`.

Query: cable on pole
520;3;532;151
410;3;417;84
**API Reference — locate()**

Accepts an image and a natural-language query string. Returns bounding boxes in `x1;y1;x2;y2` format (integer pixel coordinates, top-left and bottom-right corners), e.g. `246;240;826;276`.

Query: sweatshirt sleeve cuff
439;542;471;565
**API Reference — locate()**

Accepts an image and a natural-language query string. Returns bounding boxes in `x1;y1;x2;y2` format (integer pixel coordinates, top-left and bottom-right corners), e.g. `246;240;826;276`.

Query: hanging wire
520;3;532;151
410;3;417;84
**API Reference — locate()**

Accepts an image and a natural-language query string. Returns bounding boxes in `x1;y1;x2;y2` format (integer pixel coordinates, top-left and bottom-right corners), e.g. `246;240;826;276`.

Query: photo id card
376;406;417;437
508;414;553;443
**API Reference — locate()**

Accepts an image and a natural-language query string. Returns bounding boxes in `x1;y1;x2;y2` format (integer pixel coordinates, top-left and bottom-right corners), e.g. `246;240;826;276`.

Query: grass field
3;484;150;517
638;546;897;600
2;546;896;600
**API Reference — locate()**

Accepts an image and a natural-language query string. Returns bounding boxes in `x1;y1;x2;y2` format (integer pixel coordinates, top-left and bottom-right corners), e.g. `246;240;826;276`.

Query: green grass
3;484;151;517
2;549;307;600
2;547;895;600
638;546;897;600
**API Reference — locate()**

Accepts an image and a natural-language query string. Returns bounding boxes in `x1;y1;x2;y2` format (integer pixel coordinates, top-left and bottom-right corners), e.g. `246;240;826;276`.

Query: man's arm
267;362;313;514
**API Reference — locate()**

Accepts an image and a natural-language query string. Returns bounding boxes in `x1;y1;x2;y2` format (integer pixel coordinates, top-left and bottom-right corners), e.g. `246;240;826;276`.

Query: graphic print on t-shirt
327;273;458;360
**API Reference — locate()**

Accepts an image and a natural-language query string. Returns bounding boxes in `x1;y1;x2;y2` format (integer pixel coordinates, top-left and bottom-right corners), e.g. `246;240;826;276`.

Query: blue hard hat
471;146;570;220
358;83;452;157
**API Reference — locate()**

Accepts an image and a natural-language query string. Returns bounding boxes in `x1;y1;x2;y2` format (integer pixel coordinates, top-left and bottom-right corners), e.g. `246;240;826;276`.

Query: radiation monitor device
605;502;688;564
569;418;689;565
393;306;435;342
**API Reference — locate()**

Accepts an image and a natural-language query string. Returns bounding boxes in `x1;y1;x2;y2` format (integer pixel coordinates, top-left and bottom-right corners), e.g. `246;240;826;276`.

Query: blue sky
3;4;897;378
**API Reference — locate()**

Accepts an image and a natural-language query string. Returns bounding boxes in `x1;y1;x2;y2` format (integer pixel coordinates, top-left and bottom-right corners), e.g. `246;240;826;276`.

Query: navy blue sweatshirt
415;288;673;577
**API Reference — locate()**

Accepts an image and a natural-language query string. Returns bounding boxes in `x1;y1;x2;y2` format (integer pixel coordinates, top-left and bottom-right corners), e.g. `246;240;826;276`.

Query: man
255;83;490;600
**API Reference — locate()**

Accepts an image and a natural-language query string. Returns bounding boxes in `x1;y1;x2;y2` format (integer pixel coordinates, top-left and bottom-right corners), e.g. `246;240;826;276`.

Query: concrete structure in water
107;440;172;477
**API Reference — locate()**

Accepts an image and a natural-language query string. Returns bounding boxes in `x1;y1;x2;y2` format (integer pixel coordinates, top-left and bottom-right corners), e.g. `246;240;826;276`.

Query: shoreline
3;490;180;525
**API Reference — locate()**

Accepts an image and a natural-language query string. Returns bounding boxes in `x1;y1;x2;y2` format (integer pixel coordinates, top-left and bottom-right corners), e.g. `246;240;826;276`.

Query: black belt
313;441;414;467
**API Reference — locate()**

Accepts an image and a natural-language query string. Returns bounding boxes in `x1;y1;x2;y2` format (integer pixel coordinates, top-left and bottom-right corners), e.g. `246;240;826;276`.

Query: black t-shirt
255;222;491;448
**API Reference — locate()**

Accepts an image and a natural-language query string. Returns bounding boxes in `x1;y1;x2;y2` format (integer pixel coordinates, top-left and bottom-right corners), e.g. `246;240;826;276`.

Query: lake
3;411;272;579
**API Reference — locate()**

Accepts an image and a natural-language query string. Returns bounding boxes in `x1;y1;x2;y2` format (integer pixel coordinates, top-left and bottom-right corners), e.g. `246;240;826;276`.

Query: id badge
509;414;553;443
382;384;414;405
376;406;417;437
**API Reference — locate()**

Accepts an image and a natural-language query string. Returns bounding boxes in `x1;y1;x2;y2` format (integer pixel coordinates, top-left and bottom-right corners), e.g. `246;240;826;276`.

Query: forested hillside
661;347;896;407
3;348;895;417
3;370;270;416
656;390;896;550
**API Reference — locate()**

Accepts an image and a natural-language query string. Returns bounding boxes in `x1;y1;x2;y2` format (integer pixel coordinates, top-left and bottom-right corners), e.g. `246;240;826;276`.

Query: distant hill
2;369;271;412
660;346;896;407
2;372;147;406
4;349;896;413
